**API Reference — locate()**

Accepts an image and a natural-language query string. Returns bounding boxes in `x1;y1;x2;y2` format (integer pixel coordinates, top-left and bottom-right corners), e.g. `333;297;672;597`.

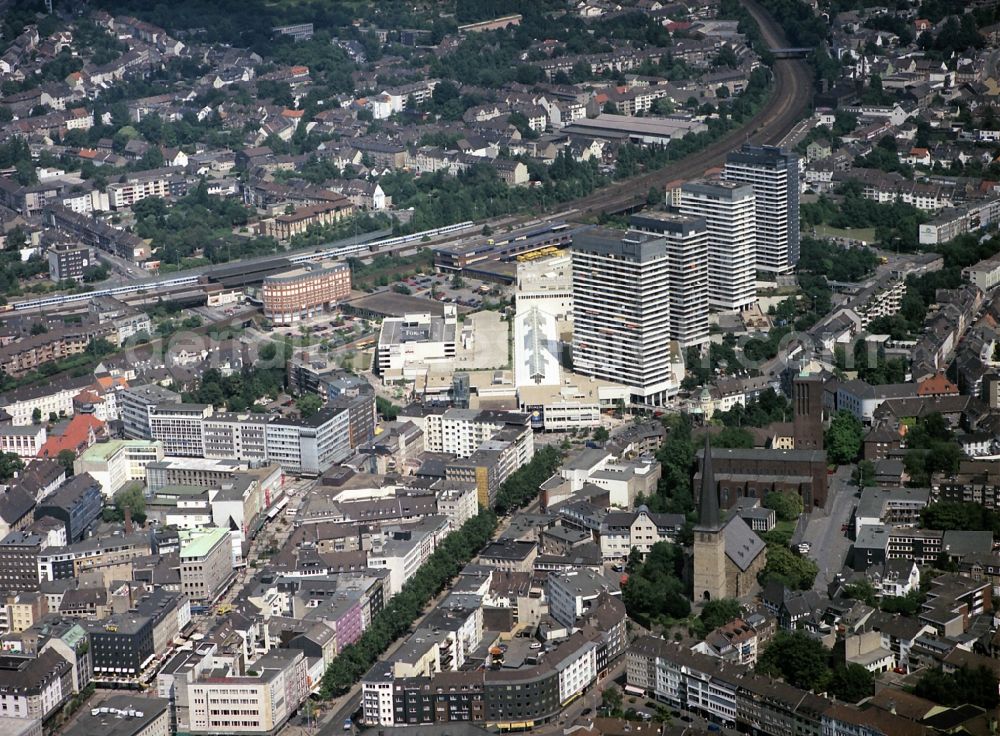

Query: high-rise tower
679;180;756;312
571;228;676;407
629;212;710;348
724;144;800;274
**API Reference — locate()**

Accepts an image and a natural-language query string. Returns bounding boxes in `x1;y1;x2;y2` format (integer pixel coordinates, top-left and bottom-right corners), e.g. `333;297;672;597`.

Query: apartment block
37;531;153;581
680;180;757;311
0;650;73;721
571;228;678;406
47;243;89;283
723;144;800;273
629;212;710;347
0;531;44;592
107;171;188;209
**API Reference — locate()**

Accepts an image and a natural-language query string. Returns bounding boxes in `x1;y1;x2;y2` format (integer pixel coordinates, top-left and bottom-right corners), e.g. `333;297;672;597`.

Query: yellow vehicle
216;603;233;616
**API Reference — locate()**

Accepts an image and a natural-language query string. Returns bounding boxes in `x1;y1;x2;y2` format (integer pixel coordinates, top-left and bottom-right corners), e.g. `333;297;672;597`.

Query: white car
529;642;542;650
797;542;812;554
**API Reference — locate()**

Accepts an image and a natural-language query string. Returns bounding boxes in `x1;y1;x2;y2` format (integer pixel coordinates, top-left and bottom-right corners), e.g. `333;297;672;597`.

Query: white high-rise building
629;212;710;348
571;228;677;406
724;144;800;274
680;181;757;312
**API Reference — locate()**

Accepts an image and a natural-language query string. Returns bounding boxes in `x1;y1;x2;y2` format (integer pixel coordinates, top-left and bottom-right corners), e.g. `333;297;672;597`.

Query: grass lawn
763;519;796;547
812;224;878;244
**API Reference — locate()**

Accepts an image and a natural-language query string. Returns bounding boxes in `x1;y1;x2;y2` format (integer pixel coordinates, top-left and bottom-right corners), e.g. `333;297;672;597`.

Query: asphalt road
801;465;857;591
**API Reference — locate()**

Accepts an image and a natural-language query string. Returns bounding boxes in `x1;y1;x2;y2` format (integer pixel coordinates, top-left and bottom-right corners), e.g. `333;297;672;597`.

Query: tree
757;631;831;692
700;599;742;631
842;579;877;605
593;426;610;443
829;663;874;703
880;588;922;616
601;686;623;716
31;408;41;424
759;545;818;590
622;541;691;625
104;484;146;525
56;449;77;476
852;460;875;488
764;491;803;522
825;410;863;464
0;452;24;482
915;666;999;709
376;396;400;421
296;393;323;418
714;426;754;448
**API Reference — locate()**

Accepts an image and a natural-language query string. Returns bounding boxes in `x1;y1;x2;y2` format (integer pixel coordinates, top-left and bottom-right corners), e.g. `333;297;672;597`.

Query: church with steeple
692;436;768;602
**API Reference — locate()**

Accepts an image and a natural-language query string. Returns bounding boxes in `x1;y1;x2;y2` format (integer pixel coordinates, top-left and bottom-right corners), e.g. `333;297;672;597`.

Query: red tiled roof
37;414;105;459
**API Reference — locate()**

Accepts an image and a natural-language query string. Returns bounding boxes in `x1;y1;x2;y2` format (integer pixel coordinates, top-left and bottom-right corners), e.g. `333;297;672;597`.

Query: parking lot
398;272;509;311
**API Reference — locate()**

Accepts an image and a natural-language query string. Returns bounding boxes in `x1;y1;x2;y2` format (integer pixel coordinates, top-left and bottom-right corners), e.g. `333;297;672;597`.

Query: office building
182;650;309;735
34;474;103;543
0;425;47;459
724;144;800;273
571;228;677;406
47;243;89;283
680;180;756;312
63;696;169;736
74;440;164;498
375;306;458;380
630;212;710;347
262;261;351;325
179;527;235;604
120;384;182;440
148;404;212;457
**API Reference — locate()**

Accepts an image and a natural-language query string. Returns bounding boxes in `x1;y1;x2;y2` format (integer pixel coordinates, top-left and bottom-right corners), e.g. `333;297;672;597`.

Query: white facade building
629;212;710;348
724;144;800;274
572;229;680;406
680;181;757;312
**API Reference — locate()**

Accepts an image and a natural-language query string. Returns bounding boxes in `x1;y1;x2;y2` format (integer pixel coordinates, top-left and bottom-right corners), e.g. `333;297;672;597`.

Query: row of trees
319;446;562;697
494;445;562;513
380;155;605;235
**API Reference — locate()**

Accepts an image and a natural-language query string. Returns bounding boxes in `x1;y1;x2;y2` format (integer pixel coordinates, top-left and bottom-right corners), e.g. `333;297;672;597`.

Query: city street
800;465;856;591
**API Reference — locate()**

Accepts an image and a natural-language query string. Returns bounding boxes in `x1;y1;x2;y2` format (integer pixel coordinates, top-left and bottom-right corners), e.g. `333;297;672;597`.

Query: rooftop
179;527;230;559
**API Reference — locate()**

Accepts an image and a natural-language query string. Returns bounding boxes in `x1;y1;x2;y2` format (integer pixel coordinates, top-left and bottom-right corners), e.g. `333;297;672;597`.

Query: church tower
692;435;727;602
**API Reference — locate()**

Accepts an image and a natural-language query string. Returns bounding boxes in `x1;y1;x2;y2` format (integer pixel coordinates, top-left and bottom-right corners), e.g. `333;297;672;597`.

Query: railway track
568;0;813;215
